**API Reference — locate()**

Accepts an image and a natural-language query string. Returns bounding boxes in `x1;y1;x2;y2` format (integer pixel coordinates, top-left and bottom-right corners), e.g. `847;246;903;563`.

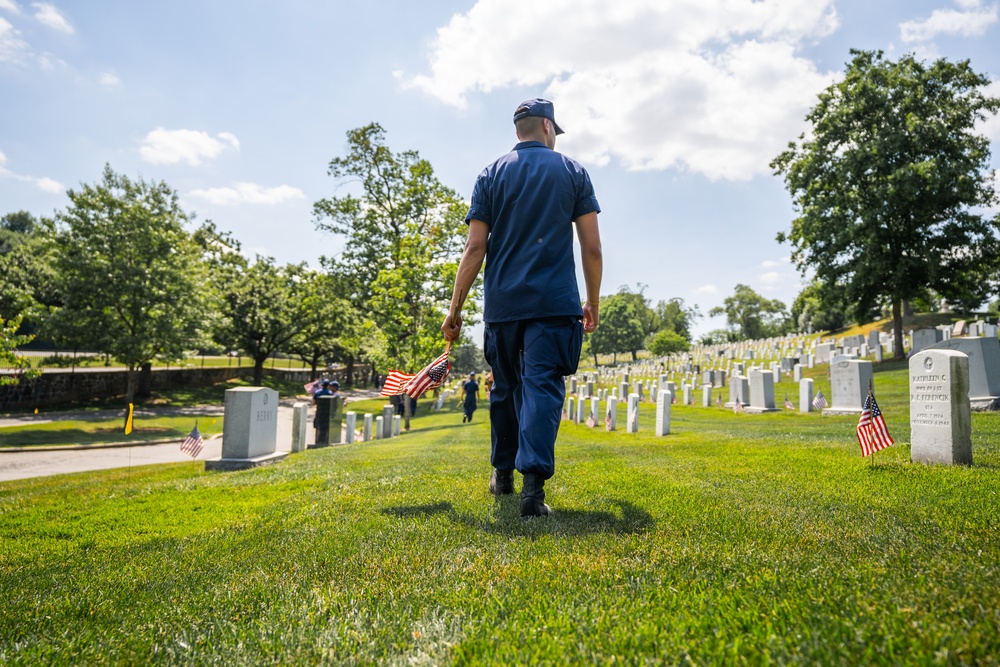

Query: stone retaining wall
0;366;246;411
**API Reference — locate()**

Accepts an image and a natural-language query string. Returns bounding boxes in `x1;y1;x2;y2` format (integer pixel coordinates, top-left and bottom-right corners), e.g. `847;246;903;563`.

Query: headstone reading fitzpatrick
910;349;972;465
290;402;308;453
206;387;286;471
799;378;814;414
345;411;356;444
823;359;873;415
606;395;617;431
746;369;779;413
655;390;672;436
927;336;1000;410
363;413;373;441
627;393;640;433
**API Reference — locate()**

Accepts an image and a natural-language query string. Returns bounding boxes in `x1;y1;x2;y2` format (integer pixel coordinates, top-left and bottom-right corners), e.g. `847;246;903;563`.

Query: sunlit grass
1;363;998;664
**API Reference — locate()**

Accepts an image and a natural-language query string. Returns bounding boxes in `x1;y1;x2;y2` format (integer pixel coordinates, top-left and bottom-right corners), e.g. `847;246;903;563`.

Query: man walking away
442;98;603;518
462;372;480;423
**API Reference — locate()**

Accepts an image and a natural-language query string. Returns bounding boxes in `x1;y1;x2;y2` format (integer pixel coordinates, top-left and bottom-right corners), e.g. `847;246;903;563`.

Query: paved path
0;402;314;483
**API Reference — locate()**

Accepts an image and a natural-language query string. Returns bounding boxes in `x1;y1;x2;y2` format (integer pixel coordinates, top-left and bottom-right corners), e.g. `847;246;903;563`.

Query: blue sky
2;0;998;339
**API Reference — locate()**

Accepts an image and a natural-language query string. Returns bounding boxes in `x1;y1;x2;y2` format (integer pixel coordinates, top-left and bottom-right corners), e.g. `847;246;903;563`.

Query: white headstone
392;415;401;436
793;363;803;382
291;402;308;453
627;393;640;433
683;384;692;405
655;390;671;436
927;336;1000;410
207;387;287;471
345;411;356;444
911;329;943;355
381;405;394;438
799;378;813;413
910;349;972;465
567;396;576;421
363;413;373;441
606;395;617;431
824;359;873;415
374;416;383;439
747;369;779;413
702;384;712;407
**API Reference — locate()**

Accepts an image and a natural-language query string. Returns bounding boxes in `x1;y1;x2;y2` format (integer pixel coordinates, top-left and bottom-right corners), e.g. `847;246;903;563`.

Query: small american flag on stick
380;346;451;400
784;395;795;410
857;391;894;457
812;390;828;411
180;424;204;458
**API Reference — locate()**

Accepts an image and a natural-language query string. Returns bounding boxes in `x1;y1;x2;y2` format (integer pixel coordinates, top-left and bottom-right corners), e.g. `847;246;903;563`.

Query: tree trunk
593;352;599;367
253;355;266;386
310;360;319;381
125;363;138;403
345;356;355;388
892;299;905;361
137;362;152;399
631;350;638;361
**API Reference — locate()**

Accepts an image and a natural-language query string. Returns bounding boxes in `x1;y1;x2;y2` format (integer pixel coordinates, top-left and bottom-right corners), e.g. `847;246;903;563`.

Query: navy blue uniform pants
483;316;583;479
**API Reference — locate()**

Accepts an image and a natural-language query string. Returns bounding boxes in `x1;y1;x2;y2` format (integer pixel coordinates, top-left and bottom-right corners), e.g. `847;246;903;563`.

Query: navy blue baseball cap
513;98;564;135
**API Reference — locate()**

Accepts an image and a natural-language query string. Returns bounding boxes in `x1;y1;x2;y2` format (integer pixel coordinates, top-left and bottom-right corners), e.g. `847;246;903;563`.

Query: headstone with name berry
207;387;285;471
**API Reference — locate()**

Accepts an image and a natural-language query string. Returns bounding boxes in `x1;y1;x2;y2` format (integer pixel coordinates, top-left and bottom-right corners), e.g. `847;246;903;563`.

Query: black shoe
519;473;552;517
462;415;467;423
489;469;515;495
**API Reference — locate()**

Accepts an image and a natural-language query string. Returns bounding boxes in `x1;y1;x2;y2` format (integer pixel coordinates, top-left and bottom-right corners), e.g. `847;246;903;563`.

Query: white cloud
0;16;28;63
0;149;63;192
759;271;782;284
31;2;71;33
405;0;840;180
188;183;305;206
900;1;998;42
695;284;719;295
139;128;240;166
99;71;120;87
979;79;1000;142
33;176;63;192
761;260;779;268
0;1;22;14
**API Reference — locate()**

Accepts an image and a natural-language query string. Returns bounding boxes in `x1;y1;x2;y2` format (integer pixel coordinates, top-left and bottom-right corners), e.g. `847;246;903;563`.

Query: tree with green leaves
214;255;313;387
0;314;39;385
648;329;689;356
710;284;790;341
286;268;364;382
772;50;1000;359
588;295;645;364
0;211;61;324
653;297;700;341
790;280;848;333
46;166;208;402
313;123;474;377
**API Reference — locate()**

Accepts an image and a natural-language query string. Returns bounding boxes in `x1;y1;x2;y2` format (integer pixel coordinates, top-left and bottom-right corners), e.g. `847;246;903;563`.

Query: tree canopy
772;50;1000;358
709;284;790;341
47;165;208;401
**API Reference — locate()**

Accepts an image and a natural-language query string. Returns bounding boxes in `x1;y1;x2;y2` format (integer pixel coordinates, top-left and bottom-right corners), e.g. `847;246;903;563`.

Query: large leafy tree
47;166;208;401
589;294;645;363
772;50;1000;359
654;297;701;342
214;255;312;387
286;268;363;382
0;211;60;325
710;284;790;341
313;123;474;374
0;315;39;385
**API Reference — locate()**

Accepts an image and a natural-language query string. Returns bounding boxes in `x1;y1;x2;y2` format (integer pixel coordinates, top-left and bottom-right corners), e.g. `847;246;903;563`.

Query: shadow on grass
381;498;654;537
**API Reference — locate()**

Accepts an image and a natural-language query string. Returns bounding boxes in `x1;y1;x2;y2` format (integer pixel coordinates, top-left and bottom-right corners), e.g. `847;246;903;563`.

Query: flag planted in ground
784;395;795;410
585;415;596;428
733;400;744;414
812;390;828;411
716;394;723;408
605;403;612;431
857;392;894;457
180;425;204;458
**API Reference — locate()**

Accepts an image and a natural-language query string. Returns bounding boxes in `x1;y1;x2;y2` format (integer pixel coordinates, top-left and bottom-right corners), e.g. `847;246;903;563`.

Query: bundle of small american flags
381;348;451;400
180;424;204;458
857;391;894;457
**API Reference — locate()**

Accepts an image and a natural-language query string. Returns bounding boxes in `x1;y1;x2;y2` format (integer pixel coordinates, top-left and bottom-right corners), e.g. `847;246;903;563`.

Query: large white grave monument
823;359;873;415
910;349;973;465
927;337;1000;411
206;387;287;471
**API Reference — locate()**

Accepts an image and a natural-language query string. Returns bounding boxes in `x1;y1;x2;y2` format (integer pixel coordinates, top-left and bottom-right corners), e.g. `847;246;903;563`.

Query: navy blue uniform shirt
466;140;600;323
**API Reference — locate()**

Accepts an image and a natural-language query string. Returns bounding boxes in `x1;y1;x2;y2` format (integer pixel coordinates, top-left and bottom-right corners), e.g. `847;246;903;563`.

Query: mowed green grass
1;362;998;665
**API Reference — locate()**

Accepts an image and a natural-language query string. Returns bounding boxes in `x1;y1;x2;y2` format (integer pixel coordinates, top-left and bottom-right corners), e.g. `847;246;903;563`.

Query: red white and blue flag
812;390;828;411
784;395;795;410
857;392;894;457
381;349;451;400
180;425;204;458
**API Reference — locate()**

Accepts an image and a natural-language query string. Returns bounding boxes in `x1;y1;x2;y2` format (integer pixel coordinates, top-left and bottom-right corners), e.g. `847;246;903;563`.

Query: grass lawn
1;362;998;664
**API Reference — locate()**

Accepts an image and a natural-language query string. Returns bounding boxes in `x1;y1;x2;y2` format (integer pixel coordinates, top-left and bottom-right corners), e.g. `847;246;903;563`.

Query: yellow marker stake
123;403;134;435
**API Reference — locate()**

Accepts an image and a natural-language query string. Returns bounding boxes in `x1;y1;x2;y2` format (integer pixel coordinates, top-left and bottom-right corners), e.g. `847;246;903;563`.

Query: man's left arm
442;220;489;342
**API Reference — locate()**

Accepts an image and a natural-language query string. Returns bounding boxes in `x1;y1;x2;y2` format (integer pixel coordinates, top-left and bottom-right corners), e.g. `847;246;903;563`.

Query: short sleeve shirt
466;141;600;323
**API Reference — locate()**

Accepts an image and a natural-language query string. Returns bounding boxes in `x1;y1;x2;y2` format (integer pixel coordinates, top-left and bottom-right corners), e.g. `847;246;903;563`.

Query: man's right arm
574;211;602;332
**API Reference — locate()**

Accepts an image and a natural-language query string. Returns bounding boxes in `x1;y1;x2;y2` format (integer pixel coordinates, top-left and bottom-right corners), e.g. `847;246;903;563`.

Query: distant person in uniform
462;372;480;423
442;98;603;517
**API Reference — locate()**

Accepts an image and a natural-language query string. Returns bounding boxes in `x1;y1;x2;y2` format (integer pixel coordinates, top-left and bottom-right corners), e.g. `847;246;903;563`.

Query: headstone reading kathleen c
910;349;972;465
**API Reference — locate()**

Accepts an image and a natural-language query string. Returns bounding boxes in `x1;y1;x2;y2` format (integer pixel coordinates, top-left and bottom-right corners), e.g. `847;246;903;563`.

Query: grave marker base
205;451;288;472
